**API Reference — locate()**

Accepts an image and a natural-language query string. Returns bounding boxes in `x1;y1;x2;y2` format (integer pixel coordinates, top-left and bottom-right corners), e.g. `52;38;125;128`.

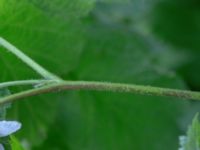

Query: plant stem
1;38;200;105
0;80;54;89
0;80;200;105
0;37;61;81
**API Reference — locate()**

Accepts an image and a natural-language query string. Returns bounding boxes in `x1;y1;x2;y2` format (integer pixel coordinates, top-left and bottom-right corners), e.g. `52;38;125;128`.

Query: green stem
0;37;61;81
0;80;54;89
1;38;200;105
0;80;200;105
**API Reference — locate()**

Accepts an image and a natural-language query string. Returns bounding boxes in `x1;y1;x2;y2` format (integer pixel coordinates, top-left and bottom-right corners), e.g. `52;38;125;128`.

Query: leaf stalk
0;37;61;81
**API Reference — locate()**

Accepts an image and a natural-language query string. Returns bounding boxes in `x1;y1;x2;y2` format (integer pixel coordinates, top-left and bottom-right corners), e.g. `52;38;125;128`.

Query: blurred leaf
7;94;61;147
93;0;153;26
151;0;200;89
91;0;186;70
28;0;95;19
151;0;200;51
35;19;189;150
179;114;200;150
10;136;25;150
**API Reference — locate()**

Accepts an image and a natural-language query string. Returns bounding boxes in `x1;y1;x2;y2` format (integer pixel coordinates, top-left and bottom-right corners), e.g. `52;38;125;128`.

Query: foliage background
0;0;200;149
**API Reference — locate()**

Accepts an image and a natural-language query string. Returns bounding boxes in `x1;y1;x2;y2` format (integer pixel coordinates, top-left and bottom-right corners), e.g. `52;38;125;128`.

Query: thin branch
0;80;55;89
0;37;61;81
0;80;200;105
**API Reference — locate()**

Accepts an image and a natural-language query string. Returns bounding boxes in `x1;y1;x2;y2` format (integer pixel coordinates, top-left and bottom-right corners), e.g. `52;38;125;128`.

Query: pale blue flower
0;144;4;150
0;121;21;137
0;121;21;150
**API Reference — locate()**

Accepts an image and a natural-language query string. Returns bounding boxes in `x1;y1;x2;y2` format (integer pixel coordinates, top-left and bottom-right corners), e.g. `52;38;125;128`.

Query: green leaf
0;0;94;147
0;0;88;78
179;114;200;150
34;17;189;150
10;136;25;150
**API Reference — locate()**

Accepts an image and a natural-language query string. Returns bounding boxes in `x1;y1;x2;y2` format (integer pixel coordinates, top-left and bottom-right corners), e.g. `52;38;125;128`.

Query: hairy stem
0;37;61;80
0;80;200;105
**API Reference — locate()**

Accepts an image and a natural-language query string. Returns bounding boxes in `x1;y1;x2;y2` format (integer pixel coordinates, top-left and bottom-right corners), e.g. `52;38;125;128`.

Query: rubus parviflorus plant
1;0;200;150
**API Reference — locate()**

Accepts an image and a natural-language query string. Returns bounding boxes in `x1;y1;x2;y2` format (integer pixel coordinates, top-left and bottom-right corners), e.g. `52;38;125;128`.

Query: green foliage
34;13;189;150
0;0;200;150
179;114;200;150
10;136;25;150
0;0;95;147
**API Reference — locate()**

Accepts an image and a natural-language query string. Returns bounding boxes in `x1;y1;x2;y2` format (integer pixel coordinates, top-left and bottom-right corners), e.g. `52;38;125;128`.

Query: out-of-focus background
0;0;200;149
